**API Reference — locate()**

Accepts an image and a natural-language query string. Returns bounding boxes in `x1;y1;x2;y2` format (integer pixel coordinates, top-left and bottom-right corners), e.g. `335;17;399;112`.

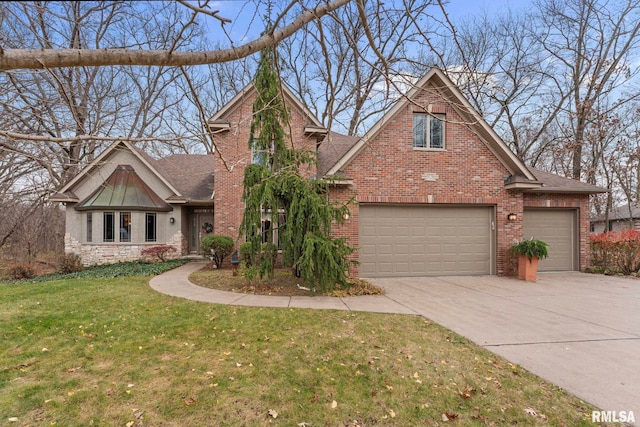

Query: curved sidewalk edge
149;262;417;315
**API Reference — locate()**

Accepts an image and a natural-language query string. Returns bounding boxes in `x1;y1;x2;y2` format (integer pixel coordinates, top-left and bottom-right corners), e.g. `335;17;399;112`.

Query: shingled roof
153;154;214;201
593;203;640;221
527;168;607;194
317;131;360;177
129;145;214;202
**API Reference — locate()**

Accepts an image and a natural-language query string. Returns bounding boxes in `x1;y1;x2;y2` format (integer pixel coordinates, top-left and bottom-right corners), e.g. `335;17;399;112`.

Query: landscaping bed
189;266;384;297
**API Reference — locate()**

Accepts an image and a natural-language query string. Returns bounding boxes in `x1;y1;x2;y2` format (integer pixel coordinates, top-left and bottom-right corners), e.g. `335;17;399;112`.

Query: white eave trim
304;125;328;137
207;121;231;132
326;178;354;186
504;182;544;191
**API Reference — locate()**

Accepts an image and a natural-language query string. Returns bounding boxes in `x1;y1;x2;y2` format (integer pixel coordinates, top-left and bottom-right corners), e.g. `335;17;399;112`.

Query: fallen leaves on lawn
458;385;476;399
267;409;278;419
331;400;338;409
183;397;197;406
441;410;459;421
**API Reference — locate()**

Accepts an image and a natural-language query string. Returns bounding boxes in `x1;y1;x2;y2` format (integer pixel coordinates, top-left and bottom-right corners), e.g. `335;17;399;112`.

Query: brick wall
329;82;530;276
213;81;594;278
213;88;320;245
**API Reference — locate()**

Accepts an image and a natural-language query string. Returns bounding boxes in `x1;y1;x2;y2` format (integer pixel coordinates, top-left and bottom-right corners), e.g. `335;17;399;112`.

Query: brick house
52;67;604;275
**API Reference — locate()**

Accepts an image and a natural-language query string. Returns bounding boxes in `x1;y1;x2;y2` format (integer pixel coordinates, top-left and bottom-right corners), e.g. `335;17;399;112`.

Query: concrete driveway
370;272;640;421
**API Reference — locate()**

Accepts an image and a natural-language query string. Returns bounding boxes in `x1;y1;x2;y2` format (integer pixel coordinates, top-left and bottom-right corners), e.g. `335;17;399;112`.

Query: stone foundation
65;232;186;266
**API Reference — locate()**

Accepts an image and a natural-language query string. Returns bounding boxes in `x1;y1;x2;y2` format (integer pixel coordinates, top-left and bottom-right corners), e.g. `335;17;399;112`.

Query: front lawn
0;276;609;426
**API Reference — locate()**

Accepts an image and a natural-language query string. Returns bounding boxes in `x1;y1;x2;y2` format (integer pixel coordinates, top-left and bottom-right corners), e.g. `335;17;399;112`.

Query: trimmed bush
200;235;234;269
8;264;36;280
141;245;177;262
590;230;640;274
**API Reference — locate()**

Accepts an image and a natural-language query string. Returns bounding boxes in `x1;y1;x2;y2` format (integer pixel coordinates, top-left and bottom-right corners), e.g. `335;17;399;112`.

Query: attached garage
359;205;494;277
523;208;577;271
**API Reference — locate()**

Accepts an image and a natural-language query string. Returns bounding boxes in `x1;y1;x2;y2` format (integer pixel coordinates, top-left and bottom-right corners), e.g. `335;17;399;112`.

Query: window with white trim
413;113;445;149
253;209;285;249
251;138;274;167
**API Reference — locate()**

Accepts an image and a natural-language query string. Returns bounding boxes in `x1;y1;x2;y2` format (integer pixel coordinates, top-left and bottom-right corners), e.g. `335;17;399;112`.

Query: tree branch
176;0;233;24
0;0;351;70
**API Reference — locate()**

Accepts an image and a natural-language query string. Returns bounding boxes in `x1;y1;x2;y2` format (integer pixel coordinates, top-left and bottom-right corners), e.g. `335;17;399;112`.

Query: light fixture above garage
507;213;517;221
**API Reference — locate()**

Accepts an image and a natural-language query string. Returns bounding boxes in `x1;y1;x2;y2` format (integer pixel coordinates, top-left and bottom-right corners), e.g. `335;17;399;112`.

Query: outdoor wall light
343;213;350;220
169;217;175;224
507;213;517;221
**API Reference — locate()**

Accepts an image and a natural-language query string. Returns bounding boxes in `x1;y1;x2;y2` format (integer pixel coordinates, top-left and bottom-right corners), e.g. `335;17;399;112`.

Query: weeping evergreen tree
240;47;354;292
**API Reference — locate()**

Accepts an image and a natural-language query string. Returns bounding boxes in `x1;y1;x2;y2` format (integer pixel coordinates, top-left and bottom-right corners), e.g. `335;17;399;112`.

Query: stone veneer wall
65;231;186;266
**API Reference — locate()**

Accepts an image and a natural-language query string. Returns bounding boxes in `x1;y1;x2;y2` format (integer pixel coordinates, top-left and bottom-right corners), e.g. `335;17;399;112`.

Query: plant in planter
511;238;549;282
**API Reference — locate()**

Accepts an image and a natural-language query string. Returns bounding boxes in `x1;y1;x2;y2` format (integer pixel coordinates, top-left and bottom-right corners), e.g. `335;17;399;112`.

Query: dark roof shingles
317;131;360;177
154;154;215;201
529;168;606;194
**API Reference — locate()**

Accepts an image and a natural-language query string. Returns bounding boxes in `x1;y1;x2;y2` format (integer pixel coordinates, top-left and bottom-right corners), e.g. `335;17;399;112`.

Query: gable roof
50;140;214;204
208;81;324;129
323;67;538;184
75;164;172;211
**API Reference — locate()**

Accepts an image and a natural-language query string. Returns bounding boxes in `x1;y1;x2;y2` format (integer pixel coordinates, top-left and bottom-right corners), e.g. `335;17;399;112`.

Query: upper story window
251;138;274;167
413;113;445;149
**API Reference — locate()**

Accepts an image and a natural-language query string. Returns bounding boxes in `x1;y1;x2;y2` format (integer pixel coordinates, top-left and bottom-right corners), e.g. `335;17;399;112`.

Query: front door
189;208;214;253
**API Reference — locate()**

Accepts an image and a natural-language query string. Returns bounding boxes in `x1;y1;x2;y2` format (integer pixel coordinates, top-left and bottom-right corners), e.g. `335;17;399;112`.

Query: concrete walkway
150;263;640;423
149;262;418;314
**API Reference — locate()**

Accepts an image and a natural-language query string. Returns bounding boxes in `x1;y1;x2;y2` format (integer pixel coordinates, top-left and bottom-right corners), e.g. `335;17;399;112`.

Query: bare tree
282;0;436;135
0;1;213;188
534;0;640;180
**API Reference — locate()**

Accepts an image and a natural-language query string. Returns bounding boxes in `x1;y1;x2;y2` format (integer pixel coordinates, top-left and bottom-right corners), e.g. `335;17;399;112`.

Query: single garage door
523;209;577;271
359;205;494;277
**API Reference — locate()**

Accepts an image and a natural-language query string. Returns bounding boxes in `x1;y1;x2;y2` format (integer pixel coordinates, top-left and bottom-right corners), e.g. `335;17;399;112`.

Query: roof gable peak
323;67;536;181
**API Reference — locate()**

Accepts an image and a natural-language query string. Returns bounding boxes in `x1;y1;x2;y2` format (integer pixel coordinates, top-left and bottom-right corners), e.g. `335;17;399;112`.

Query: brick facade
212;88;320;244
211;79;596;278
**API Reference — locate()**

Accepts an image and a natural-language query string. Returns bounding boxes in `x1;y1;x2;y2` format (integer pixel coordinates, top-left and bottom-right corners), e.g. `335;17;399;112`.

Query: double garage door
359;205;578;277
359;205;494;277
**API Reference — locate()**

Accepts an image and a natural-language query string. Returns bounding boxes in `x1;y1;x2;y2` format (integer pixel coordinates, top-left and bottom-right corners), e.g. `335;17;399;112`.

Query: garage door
359;205;494;277
523;209;577;271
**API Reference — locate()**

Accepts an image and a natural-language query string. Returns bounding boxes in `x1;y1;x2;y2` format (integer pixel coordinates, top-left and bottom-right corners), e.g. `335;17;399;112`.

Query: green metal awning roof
75;165;172;212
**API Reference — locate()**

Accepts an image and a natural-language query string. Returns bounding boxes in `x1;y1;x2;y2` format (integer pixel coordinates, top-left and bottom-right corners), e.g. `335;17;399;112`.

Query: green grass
0;275;615;426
